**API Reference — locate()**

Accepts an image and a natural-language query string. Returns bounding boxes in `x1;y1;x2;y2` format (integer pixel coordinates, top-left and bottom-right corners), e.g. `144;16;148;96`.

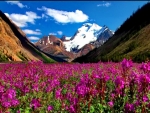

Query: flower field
0;59;150;113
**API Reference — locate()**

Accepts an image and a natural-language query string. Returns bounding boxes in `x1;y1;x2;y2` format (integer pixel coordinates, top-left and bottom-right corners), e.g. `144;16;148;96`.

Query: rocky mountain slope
0;10;56;63
35;35;76;61
74;2;150;63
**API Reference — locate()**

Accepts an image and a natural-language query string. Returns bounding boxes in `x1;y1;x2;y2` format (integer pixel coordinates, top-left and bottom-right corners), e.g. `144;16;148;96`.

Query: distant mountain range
74;2;150;63
35;23;114;61
1;2;149;63
0;7;113;62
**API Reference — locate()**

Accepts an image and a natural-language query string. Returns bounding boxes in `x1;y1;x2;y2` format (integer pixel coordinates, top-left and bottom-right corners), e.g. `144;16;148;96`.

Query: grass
17;52;28;61
33;47;56;63
0;50;9;62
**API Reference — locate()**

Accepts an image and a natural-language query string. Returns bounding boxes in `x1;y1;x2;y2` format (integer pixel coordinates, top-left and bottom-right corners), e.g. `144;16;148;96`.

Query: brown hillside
0;10;55;62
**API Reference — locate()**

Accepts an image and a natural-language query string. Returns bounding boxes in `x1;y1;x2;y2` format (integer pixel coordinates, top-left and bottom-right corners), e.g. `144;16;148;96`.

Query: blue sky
0;1;148;42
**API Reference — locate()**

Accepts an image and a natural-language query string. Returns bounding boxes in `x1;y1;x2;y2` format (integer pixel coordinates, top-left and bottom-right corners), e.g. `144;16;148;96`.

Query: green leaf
25;107;30;113
90;105;95;113
98;103;104;112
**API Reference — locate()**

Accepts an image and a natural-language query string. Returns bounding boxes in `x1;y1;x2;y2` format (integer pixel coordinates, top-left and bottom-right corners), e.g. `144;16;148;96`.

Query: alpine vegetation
0;59;149;112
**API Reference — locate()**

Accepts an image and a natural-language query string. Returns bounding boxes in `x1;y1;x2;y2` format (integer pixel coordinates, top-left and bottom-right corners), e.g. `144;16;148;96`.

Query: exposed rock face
0;10;54;62
35;35;98;62
77;44;95;57
35;35;63;49
35;35;76;61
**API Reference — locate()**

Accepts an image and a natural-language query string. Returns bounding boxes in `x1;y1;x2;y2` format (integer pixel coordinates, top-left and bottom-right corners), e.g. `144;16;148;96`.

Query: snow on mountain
63;23;113;52
66;37;71;40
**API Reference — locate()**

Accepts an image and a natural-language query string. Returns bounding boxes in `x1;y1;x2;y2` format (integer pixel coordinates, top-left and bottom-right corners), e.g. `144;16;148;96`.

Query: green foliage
40;53;56;63
34;48;56;63
124;41;138;54
90;105;95;113
24;107;31;113
52;100;61;111
17;52;28;61
0;51;8;61
133;52;150;62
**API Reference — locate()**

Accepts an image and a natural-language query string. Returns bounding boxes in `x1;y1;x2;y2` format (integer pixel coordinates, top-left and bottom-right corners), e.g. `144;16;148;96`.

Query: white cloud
28;36;40;41
49;32;57;35
57;31;63;35
41;13;49;22
4;12;41;27
97;2;111;7
6;1;27;8
23;29;41;35
37;6;88;24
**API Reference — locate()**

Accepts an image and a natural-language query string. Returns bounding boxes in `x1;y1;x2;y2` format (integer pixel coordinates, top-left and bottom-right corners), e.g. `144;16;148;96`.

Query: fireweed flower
134;100;140;106
69;105;76;113
138;74;150;92
141;62;149;72
110;93;115;99
94;74;101;79
32;83;39;92
71;97;78;105
1;88;19;107
76;84;89;97
121;58;133;69
55;88;62;99
47;105;53;111
108;101;114;108
1;101;11;108
30;98;41;109
11;99;20;106
22;86;30;94
46;84;52;92
115;76;125;89
103;74;110;82
125;103;134;112
6;88;16;99
66;92;72;101
142;95;149;102
0;85;4;93
17;110;21;113
51;79;60;88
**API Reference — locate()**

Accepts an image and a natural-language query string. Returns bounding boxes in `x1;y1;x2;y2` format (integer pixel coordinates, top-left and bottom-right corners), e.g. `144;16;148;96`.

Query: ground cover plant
0;59;150;113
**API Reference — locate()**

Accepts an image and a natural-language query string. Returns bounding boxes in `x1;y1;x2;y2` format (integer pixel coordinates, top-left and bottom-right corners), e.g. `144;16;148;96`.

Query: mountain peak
63;22;113;52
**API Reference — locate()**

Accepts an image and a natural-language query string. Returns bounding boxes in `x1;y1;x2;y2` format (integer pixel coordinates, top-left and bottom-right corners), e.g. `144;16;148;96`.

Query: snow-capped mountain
34;23;114;62
63;23;114;52
61;35;71;41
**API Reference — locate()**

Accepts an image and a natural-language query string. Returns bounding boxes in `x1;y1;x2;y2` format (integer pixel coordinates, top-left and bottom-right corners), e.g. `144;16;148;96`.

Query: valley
0;1;150;113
